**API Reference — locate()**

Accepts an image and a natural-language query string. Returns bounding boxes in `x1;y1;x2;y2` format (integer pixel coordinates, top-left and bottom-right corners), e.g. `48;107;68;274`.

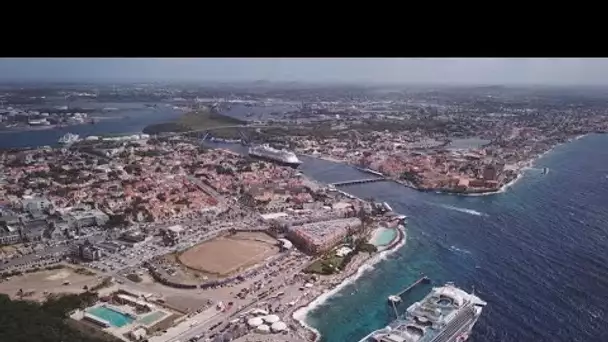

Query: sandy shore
291;227;407;341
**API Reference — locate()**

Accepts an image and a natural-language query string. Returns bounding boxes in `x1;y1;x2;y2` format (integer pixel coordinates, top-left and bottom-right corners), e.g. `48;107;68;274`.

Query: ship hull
248;152;301;168
358;314;481;342
357;283;484;342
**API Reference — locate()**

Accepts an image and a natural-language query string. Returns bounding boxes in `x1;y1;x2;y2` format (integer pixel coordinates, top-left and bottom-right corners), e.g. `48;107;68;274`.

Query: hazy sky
1;58;607;85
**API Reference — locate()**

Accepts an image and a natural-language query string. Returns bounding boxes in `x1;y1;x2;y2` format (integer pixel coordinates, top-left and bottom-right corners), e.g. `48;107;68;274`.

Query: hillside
143;108;246;135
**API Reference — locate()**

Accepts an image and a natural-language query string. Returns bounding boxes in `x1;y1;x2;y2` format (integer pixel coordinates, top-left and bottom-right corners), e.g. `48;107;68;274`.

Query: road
160;260;310;342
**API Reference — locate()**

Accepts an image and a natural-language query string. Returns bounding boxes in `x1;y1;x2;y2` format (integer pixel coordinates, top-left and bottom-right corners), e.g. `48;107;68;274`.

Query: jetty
388;275;431;304
331;178;387;187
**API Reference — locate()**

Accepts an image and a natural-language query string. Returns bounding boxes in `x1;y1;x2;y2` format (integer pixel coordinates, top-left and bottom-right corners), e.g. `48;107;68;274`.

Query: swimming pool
87;306;134;328
371;227;397;246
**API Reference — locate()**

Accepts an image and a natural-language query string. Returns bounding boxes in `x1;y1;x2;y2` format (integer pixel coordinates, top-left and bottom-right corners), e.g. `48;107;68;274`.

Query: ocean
5;113;608;342
300;134;608;342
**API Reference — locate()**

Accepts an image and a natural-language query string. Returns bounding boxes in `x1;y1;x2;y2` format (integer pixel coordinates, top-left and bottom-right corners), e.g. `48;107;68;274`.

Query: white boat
58;133;80;145
359;282;486;342
248;144;302;168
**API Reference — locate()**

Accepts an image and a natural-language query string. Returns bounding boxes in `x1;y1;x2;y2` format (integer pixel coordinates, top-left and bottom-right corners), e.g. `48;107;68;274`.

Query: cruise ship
58;133;80;145
359;282;486;342
248;144;302;168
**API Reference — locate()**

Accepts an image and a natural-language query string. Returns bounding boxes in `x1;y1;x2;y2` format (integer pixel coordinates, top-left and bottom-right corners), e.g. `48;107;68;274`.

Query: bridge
331;178;387;187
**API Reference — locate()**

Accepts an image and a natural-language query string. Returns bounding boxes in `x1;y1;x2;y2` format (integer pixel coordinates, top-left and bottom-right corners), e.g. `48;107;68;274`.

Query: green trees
0;292;116;342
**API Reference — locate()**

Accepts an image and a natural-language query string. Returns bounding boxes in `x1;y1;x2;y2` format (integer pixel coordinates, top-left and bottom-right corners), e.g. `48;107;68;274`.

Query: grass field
178;109;244;129
177;232;279;278
142;107;245;135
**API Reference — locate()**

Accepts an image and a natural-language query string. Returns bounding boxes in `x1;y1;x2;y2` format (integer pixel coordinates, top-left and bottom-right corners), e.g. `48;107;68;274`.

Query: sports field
178;232;279;277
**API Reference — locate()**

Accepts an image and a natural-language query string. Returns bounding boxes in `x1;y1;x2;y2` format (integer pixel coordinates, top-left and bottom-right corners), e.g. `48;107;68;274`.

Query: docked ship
58;133;80;145
248;144;302;168
359;282;486;342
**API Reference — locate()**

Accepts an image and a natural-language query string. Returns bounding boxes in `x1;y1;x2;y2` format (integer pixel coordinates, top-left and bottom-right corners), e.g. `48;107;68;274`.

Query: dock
392;276;431;299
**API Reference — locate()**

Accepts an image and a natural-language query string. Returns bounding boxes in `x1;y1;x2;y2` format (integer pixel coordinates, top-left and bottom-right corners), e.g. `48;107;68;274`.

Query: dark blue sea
5;117;608;342
300;134;608;342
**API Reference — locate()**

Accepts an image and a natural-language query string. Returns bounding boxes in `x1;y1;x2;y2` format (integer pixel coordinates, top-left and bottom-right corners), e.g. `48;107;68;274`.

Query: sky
1;58;608;85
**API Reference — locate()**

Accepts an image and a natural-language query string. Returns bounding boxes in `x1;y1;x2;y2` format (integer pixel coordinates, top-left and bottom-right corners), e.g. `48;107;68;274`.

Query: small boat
542;167;549;174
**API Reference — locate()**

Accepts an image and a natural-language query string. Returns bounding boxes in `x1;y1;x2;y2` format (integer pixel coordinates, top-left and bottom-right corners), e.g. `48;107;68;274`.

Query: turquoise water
138;311;167;325
87;306;134;328
372;228;397;246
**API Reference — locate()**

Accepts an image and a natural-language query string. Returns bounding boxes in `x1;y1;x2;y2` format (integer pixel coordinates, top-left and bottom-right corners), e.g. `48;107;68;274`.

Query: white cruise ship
359;282;486;342
248;144;302;168
58;133;80;145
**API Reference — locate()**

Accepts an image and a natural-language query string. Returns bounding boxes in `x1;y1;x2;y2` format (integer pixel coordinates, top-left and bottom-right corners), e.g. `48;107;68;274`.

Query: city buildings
70;240;103;261
287;217;362;254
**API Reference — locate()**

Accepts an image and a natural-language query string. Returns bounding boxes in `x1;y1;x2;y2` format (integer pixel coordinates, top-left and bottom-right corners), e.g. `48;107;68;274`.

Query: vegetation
357;242;378;254
74;267;96;276
401;170;422;185
0;292;120;342
304;253;345;275
142;122;189;135
126;273;143;283
90;276;113;292
305;234;379;275
142;108;246;135
178;108;245;128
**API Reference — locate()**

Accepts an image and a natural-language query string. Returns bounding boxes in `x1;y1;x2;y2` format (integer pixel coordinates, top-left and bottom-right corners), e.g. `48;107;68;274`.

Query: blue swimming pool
371;228;397;246
87;306;134;328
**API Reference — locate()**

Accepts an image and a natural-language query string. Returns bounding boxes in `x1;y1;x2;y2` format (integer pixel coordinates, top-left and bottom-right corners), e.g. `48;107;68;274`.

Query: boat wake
439;204;488;217
449;245;472;255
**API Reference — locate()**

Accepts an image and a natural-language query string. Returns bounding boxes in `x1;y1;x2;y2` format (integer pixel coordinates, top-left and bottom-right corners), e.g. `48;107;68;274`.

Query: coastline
292;227;407;341
304;133;591;198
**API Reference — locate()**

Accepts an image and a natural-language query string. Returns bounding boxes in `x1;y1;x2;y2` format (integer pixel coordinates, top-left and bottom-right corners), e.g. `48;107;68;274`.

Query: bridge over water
331;177;387;187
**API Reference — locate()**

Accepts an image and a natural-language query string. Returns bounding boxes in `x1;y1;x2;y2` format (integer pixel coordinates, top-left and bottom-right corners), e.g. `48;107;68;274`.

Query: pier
331;178;387;187
388;275;431;305
395;276;431;297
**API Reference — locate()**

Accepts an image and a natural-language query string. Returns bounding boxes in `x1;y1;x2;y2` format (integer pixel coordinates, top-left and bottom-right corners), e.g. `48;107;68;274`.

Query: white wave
292;230;408;341
440;204;488;217
449;245;472;254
